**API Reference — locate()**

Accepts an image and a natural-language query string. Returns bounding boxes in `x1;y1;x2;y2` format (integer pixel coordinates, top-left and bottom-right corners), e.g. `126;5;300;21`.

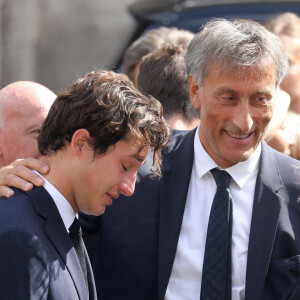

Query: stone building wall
0;0;137;92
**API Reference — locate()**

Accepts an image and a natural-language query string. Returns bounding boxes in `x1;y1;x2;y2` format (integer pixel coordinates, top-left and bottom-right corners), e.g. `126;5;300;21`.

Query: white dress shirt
165;126;261;300
34;171;76;231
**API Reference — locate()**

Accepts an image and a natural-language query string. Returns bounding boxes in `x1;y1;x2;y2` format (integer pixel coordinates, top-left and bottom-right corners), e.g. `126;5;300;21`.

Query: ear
71;129;91;157
189;75;202;110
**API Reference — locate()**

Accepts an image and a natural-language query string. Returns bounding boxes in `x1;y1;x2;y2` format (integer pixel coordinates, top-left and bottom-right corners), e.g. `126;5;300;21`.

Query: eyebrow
133;155;147;163
216;87;273;97
252;90;273;98
215;87;239;96
126;151;147;163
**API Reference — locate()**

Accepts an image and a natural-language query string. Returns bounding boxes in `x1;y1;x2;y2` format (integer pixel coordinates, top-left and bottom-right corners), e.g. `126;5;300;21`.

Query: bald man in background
0;81;56;167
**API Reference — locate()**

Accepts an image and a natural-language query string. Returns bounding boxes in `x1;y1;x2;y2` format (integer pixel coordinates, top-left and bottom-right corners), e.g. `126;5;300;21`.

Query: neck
40;152;77;212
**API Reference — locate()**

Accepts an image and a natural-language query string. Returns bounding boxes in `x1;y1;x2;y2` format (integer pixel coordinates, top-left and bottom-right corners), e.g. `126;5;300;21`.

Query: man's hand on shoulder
0;158;49;197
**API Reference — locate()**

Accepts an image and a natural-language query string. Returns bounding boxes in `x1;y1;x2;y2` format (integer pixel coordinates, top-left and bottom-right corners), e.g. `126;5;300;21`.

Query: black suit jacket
0;186;97;300
81;129;300;300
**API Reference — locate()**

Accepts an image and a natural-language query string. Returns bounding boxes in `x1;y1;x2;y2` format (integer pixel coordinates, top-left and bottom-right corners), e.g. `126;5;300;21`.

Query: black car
115;0;300;67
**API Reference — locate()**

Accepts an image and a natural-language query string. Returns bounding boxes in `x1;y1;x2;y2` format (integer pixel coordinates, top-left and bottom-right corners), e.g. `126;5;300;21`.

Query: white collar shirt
34;170;76;231
165;126;261;300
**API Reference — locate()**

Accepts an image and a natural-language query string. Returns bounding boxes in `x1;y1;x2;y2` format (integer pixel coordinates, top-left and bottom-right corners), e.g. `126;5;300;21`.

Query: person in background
0;19;300;300
0;81;56;167
265;12;300;114
284;112;300;160
123;26;194;86
264;88;295;156
0;70;170;299
138;44;200;131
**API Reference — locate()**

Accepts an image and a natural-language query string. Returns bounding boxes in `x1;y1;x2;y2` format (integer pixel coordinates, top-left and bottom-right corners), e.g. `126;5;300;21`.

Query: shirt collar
33;170;76;230
194;125;261;189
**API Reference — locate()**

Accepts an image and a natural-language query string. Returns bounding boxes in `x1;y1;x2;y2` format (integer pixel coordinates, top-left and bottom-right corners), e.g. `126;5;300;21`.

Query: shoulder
273;149;300;186
165;129;196;154
0;188;32;220
135;128;196;182
263;143;300;191
161;128;196;170
273;149;300;170
0;187;45;235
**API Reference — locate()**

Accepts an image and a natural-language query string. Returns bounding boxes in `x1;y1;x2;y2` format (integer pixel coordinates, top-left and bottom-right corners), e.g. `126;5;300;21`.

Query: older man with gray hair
0;81;55;167
0;19;299;300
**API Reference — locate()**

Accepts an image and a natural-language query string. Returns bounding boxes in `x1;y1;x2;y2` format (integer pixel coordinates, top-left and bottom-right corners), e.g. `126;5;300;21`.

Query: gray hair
185;18;289;88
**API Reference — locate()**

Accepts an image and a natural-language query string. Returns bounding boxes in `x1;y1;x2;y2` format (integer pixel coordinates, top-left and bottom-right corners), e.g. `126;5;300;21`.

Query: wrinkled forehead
205;59;277;85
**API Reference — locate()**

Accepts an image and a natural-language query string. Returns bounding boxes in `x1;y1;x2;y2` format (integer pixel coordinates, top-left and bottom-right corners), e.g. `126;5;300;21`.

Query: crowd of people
0;12;299;300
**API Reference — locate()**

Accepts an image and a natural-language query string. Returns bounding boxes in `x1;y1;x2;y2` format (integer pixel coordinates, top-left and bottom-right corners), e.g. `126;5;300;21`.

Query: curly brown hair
38;70;171;176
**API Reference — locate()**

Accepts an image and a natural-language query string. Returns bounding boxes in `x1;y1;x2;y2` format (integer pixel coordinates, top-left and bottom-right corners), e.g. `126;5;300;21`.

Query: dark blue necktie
69;218;88;289
200;168;232;300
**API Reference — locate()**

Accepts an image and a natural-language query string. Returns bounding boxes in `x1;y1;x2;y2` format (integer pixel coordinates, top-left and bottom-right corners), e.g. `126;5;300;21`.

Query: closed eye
30;129;41;138
257;97;267;102
253;95;272;104
222;96;234;101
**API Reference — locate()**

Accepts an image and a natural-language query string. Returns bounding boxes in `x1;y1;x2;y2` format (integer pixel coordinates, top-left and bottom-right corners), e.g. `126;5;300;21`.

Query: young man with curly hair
0;70;170;299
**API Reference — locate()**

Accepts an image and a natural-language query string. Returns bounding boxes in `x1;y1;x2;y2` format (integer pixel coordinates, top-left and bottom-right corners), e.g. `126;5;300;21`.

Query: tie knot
210;168;231;189
69;217;81;235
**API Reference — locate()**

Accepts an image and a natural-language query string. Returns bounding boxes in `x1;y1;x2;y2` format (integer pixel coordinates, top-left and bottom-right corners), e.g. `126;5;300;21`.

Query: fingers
0;158;48;197
11;158;49;174
0;182;33;198
0;166;35;194
3;165;44;186
0;186;16;198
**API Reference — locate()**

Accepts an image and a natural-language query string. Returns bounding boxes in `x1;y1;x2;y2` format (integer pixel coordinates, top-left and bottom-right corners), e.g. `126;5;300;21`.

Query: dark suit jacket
80;129;300;300
0;186;97;300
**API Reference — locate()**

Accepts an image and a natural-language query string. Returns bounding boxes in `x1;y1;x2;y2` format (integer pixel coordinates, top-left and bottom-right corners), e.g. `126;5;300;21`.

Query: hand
0;158;49;198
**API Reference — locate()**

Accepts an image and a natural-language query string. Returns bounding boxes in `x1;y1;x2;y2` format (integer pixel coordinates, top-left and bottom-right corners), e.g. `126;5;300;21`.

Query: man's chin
228;151;254;164
80;206;106;216
217;149;255;167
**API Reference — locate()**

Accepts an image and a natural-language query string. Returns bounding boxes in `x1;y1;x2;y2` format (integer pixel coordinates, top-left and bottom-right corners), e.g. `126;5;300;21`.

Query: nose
119;172;137;197
232;103;254;133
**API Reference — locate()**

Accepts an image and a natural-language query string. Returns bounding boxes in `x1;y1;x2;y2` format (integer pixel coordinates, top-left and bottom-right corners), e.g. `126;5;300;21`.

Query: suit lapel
158;129;196;300
245;143;284;300
28;186;88;300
